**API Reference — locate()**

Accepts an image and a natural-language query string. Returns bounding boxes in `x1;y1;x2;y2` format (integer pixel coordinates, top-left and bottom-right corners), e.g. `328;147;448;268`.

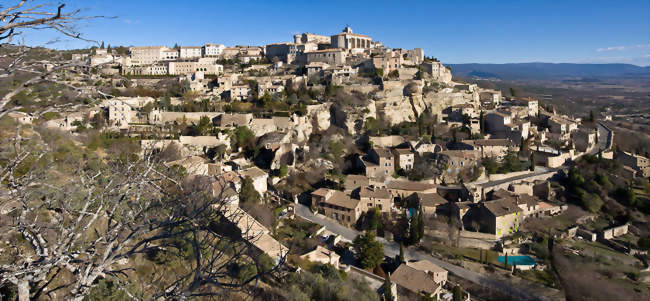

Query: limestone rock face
306;103;332;132
377;95;416;125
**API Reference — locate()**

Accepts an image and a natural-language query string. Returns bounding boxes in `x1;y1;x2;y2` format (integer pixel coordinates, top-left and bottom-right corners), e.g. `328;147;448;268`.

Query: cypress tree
529;152;535;171
399;242;405;263
417;205;424;240
384;272;392;301
100;41;104;49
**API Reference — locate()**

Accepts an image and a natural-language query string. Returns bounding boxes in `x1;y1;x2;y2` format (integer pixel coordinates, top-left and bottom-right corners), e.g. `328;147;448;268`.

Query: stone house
406;260;448;286
437;150;480;175
513;97;539;117
344;174;370;192
300;245;340;268
312;188;362;226
392;148;415;170
459;139;514;161
358;185;392;213
226;85;251;101
386;180;437;199
545;114;578;136
404;192;447;216
306;62;330;76
391;264;442;299
218;113;253;127
421;61;452;83
478;197;523;238
305;48;347;66
361;147;395;179
240;166;268;196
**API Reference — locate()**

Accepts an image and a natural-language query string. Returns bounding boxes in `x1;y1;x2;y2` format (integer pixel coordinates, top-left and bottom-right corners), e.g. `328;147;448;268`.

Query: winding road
295;204;564;301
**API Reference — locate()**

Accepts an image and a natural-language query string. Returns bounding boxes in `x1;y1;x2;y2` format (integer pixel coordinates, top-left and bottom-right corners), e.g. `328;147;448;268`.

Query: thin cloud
596;44;650;52
123;19;141;25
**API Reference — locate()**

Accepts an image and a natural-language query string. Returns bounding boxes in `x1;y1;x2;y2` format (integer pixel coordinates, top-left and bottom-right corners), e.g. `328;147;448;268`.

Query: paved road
295;204;560;301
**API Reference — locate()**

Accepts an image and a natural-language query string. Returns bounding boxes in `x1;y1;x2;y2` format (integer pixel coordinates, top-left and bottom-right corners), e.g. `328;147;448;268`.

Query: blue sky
20;0;650;65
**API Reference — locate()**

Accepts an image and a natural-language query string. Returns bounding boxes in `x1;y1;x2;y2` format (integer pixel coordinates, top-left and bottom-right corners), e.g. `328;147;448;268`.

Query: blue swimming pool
497;255;536;266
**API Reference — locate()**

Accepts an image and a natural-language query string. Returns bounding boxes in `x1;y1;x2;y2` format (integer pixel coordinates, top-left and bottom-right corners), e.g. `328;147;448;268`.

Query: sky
17;0;650;66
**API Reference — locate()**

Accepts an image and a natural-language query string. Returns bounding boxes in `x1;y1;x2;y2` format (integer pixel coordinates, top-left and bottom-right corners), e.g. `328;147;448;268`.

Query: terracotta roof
467;139;513;147
322;190;359;209
439;150;480;160
392;148;413;155
408;192;447;207
387;180;437;192
312;188;331;197
483;198;522;217
344;175;369;191
372;147;393;158
407;260;446;274
359;186;391;199
391;264;439;295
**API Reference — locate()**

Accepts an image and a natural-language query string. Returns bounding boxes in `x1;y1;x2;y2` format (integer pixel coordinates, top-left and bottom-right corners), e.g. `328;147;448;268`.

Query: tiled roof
391;264;439;295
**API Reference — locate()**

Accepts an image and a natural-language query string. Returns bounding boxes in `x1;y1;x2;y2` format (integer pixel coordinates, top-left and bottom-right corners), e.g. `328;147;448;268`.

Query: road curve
295;204;560;301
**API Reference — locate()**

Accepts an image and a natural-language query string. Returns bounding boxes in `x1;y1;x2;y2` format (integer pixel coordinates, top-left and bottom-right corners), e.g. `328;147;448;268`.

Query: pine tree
383;272;392;301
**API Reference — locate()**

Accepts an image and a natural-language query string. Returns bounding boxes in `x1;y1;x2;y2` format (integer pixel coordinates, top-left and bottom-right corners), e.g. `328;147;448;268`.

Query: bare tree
0;1;115;118
0;127;285;300
0;3;285;299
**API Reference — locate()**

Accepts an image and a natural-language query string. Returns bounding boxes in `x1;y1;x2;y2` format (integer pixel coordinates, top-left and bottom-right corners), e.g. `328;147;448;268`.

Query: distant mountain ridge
448;62;650;80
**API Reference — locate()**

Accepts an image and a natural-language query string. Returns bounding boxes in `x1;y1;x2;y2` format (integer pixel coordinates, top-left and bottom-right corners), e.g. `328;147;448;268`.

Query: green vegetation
239;176;260;203
353;232;384;270
383;272;392;301
562;155;644;214
275;263;379;301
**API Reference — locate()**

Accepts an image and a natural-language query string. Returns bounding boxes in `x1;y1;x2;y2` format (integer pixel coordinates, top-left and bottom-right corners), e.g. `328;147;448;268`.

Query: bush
638;237;650;250
41;111;61;121
278;165;288;178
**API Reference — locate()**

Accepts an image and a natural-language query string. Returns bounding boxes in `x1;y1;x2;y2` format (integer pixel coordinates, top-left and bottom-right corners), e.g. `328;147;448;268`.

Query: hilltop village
4;26;650;301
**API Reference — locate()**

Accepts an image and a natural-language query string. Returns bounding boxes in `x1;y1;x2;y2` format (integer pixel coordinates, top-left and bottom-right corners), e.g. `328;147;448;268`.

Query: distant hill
448;63;650;80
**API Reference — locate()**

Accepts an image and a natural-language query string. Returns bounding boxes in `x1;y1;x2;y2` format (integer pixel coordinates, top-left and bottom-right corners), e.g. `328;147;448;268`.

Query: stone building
305;48;347;65
392;148;415;170
421;61;452;83
459;139;514;161
179;46;203;59
203;43;226;57
330;26;373;52
361;147;395;179
312;188;362;226
128;46;171;66
478;197;523;238
358;185;392;213
294;32;330;45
